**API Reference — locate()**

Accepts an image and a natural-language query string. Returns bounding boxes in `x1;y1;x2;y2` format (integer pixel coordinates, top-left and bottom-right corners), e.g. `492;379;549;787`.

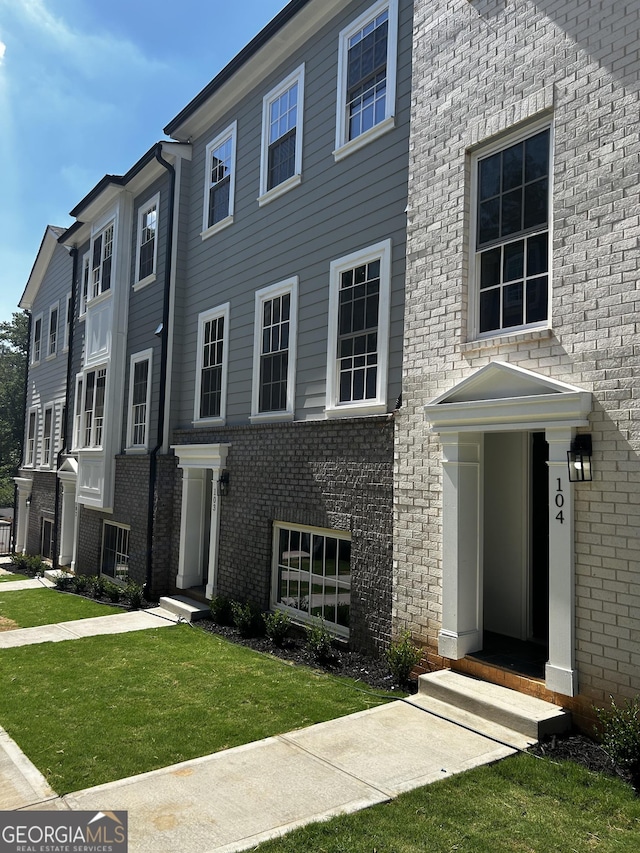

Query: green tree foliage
0;312;28;506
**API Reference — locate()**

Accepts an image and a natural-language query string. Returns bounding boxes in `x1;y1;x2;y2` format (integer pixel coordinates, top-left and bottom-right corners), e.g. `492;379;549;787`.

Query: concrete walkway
0;573;532;852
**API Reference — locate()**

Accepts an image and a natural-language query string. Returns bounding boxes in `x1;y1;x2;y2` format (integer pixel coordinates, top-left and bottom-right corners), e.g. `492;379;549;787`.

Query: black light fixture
25;496;31;507
218;470;230;497
567;434;593;482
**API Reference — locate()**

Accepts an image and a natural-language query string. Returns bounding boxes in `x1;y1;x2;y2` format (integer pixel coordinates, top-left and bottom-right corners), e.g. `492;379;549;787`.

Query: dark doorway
530;431;549;644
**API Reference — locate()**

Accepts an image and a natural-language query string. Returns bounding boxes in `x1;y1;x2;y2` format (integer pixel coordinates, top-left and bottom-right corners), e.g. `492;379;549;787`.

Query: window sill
462;326;553;354
46;353;56;361
86;289;112;309
201;216;233;241
249;412;294;424
325;401;388;419
124;446;148;455
133;273;156;292
333;116;395;163
192;417;226;427
257;174;302;207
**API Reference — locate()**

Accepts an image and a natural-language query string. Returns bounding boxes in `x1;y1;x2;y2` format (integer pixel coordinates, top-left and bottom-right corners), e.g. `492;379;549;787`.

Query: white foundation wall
397;0;640;711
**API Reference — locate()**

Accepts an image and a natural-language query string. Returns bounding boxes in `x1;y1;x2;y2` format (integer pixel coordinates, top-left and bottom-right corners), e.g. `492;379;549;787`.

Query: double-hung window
79;252;90;317
326;240;392;416
31;315;42;364
251;278;298;420
42;405;54;468
126;350;152;451
82;367;107;447
335;0;398;160
259;66;304;203
202;123;237;238
194;304;230;424
47;303;58;357
101;522;130;581
91;221;114;299
135;194;159;286
26;409;37;466
63;293;71;351
472;124;551;337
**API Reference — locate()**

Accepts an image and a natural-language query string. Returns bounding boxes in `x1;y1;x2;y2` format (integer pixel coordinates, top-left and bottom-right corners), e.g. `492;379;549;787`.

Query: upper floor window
91;221;114;299
63;293;71;351
259;66;305;204
326;240;392;417
194;304;230;424
202;123;237;239
47;303;58;358
472;124;551;337
126;350;152;451
251;278;298;421
335;0;398;161
82;366;107;447
26;409;37;466
135;194;159;287
31;315;42;364
42;405;54;467
79;252;89;317
101;522;130;582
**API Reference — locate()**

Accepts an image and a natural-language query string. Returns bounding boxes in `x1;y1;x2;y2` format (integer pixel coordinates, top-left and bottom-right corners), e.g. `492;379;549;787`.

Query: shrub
70;574;89;594
53;571;73;591
10;554;45;576
264;610;291;647
210;595;234;626
306;620;335;663
386;631;421;686
231;601;265;638
595;695;640;771
89;575;107;599
103;581;122;603
125;581;144;610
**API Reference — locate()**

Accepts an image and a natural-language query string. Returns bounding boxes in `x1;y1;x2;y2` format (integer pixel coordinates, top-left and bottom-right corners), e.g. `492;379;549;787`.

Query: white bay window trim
126;349;153;452
258;65;305;206
201;122;237;240
41;404;54;468
134;192;160;289
326;239;392;418
194;303;230;425
79;364;108;448
47;301;59;359
251;277;298;422
25;407;38;467
79;252;90;318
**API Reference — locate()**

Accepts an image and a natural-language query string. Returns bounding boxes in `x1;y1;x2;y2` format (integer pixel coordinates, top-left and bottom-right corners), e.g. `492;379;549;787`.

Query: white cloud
0;41;5;65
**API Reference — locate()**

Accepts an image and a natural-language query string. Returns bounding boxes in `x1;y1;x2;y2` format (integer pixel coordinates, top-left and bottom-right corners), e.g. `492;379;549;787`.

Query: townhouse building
397;0;640;725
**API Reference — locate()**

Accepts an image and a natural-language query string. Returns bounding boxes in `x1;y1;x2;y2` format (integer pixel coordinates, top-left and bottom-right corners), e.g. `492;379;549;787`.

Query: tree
0;312;29;506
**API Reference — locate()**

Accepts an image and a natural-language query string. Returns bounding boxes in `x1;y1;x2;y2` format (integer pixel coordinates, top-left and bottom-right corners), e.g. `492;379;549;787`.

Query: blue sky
0;0;288;325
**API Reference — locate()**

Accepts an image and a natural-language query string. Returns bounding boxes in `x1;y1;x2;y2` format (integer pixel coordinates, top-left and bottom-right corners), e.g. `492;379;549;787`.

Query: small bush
231;601;265;638
103;581;122;603
595;695;640;771
306;620;335;663
386;631;421;686
264;610;291;647
53;571;73;591
125;581;144;610
70;574;89;594
10;554;45;576
210;595;234;626
89;575;107;599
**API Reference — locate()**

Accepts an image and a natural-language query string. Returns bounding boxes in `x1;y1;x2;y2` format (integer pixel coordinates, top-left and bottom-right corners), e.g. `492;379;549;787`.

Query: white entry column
13;477;33;555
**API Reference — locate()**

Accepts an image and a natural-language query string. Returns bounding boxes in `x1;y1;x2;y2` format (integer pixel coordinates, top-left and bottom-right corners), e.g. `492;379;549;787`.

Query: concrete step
417;670;571;741
158;595;210;622
44;569;69;582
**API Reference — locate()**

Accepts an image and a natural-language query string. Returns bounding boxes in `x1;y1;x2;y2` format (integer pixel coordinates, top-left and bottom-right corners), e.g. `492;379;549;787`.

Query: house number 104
555;478;564;524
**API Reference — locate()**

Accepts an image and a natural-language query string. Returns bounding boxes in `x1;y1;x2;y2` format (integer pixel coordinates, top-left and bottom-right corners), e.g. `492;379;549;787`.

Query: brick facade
397;0;640;714
25;471;57;557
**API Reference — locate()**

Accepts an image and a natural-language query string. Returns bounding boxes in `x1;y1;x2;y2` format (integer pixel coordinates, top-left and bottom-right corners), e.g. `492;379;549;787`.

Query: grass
0;572;29;582
0;587;122;628
0;625;395;794
253;752;640;853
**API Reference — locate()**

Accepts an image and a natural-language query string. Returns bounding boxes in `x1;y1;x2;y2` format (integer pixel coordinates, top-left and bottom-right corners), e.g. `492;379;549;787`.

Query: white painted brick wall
397;0;640;705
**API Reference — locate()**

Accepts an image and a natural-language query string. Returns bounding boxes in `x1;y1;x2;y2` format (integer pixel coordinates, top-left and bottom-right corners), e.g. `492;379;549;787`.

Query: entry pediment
425;362;592;432
57;457;78;478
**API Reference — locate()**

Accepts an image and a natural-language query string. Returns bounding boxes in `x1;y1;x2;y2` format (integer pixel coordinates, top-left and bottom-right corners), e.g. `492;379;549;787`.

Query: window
101;522;130;581
259;66;304;203
72;375;83;450
194;304;230;424
272;523;351;636
472;124;551;337
47;303;58;357
251;279;298;420
42;406;54;467
335;0;398;160
26;409;37;466
63;293;71;351
90;221;114;298
202;123;237;238
79;252;89;317
135;194;159;286
326;239;392;416
41;519;54;560
126;350;152;450
32;315;42;364
82;367;107;447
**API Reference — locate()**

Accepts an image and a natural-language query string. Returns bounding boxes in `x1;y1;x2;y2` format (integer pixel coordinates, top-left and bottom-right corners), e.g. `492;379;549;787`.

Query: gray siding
174;0;412;426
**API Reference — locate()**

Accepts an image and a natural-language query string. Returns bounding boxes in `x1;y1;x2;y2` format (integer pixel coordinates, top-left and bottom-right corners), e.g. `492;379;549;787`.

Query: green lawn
0;587;122;628
0;625;395;794
253;751;640;853
0;572;29;582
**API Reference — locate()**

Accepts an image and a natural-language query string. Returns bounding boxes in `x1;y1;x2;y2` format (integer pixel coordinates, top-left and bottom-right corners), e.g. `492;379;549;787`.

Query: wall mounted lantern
567;434;592;482
218;470;230;497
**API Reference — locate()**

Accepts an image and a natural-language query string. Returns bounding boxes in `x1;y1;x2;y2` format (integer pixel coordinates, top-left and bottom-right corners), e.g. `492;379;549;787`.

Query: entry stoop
412;670;571;747
158;595;210;622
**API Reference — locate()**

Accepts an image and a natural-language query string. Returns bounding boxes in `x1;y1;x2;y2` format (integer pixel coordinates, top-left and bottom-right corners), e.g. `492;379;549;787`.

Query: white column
58;476;77;566
205;475;222;599
13;478;33;555
438;432;483;659
176;467;207;589
545;426;578;696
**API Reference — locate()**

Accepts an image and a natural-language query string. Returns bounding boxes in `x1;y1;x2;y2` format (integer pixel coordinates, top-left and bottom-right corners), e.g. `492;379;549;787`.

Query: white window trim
201;122;237;240
334;0;398;162
258;65;305;206
25;407;38;467
72;373;83;451
250;277;298;422
41;403;55;469
101;521;131;584
46;301;59;360
79;363;108;449
193;303;230;426
87;210;117;305
63;292;71;351
79;251;90;319
31;313;43;365
468;117;554;342
326;239;392;418
125;349;153;453
134;192;160;290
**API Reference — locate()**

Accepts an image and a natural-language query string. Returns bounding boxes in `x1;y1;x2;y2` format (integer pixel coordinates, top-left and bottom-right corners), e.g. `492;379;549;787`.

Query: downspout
13;311;32;554
52;247;78;570
145;143;176;599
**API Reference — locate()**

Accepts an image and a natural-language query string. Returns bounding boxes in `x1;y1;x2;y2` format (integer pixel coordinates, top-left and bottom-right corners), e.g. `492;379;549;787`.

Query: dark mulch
529;733;639;792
